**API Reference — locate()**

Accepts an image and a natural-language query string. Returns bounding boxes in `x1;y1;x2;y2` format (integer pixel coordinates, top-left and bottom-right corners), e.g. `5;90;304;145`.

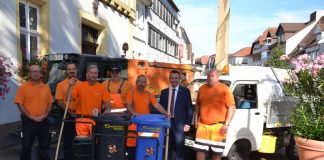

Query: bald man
15;65;53;160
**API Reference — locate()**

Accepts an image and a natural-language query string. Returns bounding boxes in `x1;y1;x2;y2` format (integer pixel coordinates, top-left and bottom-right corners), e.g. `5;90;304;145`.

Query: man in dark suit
160;70;194;160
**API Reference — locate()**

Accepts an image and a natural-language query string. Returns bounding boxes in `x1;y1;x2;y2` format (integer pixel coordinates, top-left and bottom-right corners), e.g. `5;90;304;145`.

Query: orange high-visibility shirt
15;82;53;116
126;89;157;114
55;78;80;111
72;81;110;116
196;82;235;124
102;79;132;109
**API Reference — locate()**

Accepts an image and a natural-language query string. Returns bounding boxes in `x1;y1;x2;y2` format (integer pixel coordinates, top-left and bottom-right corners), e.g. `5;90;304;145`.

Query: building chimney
309;10;324;22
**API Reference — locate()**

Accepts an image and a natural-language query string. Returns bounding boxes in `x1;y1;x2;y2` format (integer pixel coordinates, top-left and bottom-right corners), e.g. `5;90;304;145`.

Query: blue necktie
170;88;176;117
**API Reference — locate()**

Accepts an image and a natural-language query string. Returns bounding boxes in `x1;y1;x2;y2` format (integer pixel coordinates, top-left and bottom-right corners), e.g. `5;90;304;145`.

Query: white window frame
19;1;40;61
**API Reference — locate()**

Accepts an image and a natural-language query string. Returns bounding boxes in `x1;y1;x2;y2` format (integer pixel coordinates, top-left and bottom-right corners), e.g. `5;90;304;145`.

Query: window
152;0;176;29
19;2;40;62
278;34;285;43
82;25;99;55
157;1;160;16
233;84;257;109
265;37;272;45
153;0;157;11
136;4;145;29
148;26;178;56
310;51;318;60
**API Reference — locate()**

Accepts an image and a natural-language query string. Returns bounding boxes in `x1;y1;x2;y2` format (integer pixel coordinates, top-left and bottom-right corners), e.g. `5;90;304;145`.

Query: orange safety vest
107;79;126;109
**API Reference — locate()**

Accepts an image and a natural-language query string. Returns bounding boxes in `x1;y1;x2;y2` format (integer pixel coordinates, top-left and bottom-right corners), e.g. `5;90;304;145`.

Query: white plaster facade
50;0;132;57
0;0;20;125
132;0;183;64
229;56;253;66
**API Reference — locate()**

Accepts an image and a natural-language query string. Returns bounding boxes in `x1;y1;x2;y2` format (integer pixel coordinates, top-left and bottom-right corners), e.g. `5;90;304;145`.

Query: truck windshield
46;62;67;93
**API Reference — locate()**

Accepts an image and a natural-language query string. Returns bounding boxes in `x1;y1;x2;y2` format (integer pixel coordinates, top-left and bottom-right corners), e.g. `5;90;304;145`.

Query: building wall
131;0;148;60
286;11;324;55
286;22;317;55
50;0;131;57
229;56;253;65
178;30;191;64
146;0;180;63
0;0;20;125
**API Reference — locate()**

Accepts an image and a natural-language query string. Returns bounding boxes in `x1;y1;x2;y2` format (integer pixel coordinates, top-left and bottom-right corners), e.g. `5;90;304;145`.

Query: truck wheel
285;137;298;160
226;141;250;160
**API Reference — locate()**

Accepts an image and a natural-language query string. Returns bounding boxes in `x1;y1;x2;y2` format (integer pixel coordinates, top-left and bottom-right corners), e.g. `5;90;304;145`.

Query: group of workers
14;63;236;160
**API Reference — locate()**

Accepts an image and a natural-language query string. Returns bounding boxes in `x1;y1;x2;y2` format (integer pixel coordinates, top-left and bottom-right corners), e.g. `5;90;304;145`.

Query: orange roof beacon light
222;65;229;75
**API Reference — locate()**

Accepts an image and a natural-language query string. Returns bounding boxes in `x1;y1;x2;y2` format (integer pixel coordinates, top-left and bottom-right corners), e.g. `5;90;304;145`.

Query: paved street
250;149;288;160
0;145;288;160
0;145;60;160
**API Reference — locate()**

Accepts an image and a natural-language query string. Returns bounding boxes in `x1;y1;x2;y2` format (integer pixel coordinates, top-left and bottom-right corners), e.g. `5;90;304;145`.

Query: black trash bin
73;136;94;160
95;114;130;160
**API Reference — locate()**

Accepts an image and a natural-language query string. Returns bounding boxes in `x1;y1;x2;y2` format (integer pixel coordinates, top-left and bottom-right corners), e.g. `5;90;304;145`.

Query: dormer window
278;34;285;43
265;37;272;45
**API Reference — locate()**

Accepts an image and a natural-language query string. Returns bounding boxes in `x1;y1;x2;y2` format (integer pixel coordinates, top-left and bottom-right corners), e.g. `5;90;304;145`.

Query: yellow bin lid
259;135;277;153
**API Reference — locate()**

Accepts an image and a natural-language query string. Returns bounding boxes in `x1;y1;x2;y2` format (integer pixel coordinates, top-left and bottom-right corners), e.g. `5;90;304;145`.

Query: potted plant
281;54;324;159
18;52;47;83
0;55;13;99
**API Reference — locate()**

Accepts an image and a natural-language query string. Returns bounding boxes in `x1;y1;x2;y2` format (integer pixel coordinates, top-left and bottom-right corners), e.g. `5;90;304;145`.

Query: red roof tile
253;27;277;45
232;47;251;57
200;55;210;64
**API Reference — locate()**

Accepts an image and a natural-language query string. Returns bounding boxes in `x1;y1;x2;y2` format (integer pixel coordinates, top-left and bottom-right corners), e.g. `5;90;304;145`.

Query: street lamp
122;42;129;58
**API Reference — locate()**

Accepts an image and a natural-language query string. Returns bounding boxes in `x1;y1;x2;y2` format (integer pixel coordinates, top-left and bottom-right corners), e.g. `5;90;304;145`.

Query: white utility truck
185;66;298;160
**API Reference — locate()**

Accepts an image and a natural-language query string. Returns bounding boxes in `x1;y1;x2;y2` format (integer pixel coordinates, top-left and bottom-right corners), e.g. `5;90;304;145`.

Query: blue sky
175;0;324;57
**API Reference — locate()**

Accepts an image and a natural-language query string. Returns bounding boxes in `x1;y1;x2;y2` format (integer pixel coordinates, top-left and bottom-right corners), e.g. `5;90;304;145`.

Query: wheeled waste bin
131;114;170;160
95;114;130;160
73;136;94;160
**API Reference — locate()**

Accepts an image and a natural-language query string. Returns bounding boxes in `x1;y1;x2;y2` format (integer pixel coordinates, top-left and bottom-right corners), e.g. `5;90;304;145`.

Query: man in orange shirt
125;75;170;160
194;69;236;160
71;65;111;136
15;65;53;160
102;67;132;110
55;63;80;160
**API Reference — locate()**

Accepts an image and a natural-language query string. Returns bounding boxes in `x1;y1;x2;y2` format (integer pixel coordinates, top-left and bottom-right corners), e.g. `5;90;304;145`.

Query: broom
164;86;172;160
54;82;73;160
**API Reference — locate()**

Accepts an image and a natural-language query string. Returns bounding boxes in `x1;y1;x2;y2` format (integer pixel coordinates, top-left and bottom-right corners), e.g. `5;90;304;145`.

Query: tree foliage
265;44;290;68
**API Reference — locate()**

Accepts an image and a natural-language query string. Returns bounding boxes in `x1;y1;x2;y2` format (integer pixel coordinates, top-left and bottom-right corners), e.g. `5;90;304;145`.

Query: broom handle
54;85;73;160
164;87;172;160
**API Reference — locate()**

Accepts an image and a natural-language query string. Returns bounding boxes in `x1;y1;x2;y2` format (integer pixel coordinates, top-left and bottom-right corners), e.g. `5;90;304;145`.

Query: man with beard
55;63;80;160
125;75;170;160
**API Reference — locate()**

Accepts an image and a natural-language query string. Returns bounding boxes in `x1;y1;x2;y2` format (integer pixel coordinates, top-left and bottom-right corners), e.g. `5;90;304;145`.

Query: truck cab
186;66;298;160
